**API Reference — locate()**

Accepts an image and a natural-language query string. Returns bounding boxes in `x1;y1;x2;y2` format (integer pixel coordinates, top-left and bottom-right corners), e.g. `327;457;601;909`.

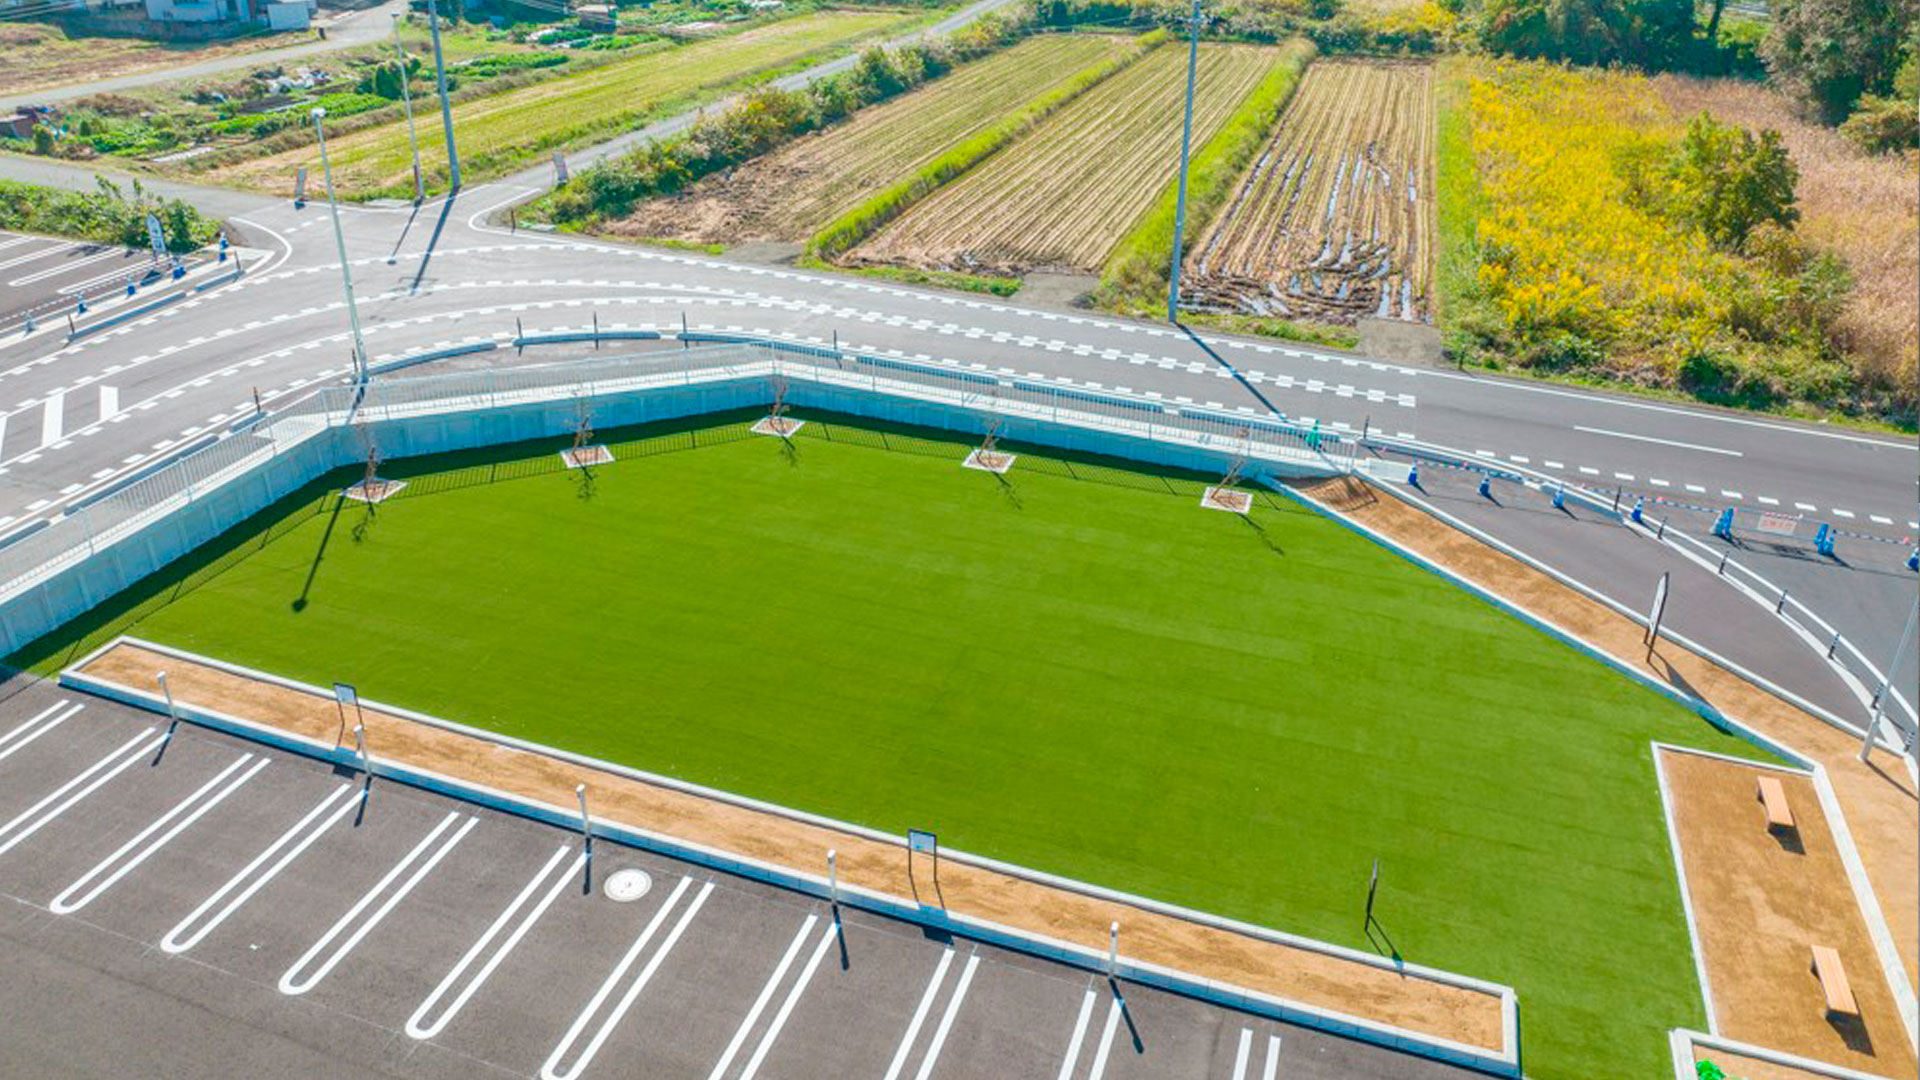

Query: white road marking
408;844;583;1040
9;246;122;286
709;915;818;1080
735;916;838;1080
0;701;80;762
1831;509;1855;519
0;728;164;859
280;811;477;996
1870;515;1892;525
1231;1028;1252;1080
98;385;118;422
540;876;713;1080
162;783;363;954
1086;994;1125;1080
912;953;980;1080
51;753;268;914
1054;987;1099;1080
883;947;957;1080
1796;502;1817;512
1261;1034;1281;1080
1573;425;1742;456
1757;496;1779;506
39;390;63;447
1722;490;1743;500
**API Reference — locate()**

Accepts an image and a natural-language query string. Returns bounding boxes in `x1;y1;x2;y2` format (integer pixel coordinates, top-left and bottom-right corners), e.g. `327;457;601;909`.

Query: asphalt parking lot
0;677;1482;1080
0;229;180;331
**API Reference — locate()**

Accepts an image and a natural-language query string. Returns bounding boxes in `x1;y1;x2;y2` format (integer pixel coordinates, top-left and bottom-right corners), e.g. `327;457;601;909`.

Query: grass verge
795;253;1018;294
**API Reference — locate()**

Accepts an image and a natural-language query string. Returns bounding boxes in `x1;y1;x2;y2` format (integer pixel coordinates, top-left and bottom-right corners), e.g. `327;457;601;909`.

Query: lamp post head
311;106;327;120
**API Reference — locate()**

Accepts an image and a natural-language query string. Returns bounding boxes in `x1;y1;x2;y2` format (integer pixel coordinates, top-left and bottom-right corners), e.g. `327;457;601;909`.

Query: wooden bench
1757;776;1795;832
1811;945;1860;1017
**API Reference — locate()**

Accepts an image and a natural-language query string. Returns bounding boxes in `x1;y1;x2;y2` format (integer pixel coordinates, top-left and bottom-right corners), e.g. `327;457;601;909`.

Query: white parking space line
0;728;164;859
1572;425;1743;457
1085;994;1125;1080
883;947;956;1080
1054;987;1098;1080
9;246;121;286
408;844;584;1040
541;876;714;1080
280;811;478;996
735;915;838;1080
1261;1034;1281;1080
0;241;77;273
0;701;81;762
912;952;980;1080
1231;1028;1252;1080
709;915;818;1080
39;390;63;448
50;753;268;914
162;783;363;954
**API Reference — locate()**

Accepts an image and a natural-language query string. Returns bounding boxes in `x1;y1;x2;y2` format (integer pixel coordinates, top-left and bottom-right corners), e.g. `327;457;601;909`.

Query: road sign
333;682;357;707
1756;513;1799;537
1646;571;1670;646
144;213;166;258
907;829;937;854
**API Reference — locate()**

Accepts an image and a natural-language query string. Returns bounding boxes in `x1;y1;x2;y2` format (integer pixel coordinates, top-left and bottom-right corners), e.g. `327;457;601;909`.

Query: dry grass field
848;43;1276;276
1185;59;1435;324
606;34;1127;246
1652;74;1920;401
0;22;305;98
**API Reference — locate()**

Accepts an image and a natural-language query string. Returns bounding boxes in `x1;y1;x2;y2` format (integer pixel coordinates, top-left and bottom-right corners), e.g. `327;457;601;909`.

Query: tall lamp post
1862;598;1919;762
312;107;369;385
426;0;461;191
390;12;423;203
1165;0;1202;325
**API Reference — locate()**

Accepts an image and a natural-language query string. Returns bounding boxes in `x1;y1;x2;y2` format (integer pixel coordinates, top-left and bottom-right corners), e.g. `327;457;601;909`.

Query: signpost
1364;857;1380;931
332;681;362;747
907;828;939;901
1645;571;1670;648
293;167;308;206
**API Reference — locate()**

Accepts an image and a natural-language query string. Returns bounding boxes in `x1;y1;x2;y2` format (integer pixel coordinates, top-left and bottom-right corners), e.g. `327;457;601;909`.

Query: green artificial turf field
20;412;1773;1080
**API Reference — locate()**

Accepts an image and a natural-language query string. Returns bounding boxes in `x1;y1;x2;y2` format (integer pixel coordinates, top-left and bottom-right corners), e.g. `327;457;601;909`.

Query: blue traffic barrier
1712;507;1734;539
125;279;137;297
1477;475;1491;499
1814;523;1835;558
171;262;185;280
1630;496;1645;524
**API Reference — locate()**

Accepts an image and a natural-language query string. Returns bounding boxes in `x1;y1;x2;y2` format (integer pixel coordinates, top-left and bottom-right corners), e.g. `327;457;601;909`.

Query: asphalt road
0;172;1911;737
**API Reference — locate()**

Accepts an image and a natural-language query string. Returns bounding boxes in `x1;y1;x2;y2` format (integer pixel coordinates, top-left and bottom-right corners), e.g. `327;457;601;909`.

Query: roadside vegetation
0;177;217;253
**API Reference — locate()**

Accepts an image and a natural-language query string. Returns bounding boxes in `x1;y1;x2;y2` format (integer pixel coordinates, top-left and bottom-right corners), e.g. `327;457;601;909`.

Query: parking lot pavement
0;230;182;329
0;678;1483;1080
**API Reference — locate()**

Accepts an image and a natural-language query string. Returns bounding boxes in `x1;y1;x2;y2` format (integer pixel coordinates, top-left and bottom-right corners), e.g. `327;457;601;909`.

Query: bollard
1712;507;1734;540
1552;483;1565;510
1908;549;1917;572
1717;550;1730;575
1775;588;1789;614
1657;517;1667;540
172;262;185;280
575;783;590;850
1477;475;1491;499
1107;921;1119;975
827;849;838;904
1406;462;1419;487
1630;496;1644;524
126;279;137;297
75;298;87;316
1827;631;1842;659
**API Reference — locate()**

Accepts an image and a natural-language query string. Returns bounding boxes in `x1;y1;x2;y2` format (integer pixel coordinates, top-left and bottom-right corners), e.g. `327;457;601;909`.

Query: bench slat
1757;775;1795;831
1811;945;1860;1017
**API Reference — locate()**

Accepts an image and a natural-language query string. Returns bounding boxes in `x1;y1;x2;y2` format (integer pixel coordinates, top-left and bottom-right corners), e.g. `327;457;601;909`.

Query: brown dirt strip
1295;476;1919;1037
1691;1042;1897;1080
78;638;1507;1054
1663;749;1914;1076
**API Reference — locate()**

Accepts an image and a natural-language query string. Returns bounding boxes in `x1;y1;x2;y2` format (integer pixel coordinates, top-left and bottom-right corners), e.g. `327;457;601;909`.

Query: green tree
31;125;54;155
1477;0;1699;68
1667;116;1799;250
1761;0;1918;122
1840;45;1919;151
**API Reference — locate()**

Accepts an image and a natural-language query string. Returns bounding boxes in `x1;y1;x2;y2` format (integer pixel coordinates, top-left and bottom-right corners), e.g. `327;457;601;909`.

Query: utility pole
312;108;369;384
426;0;461;191
1862;598;1918;762
391;12;423;203
1165;0;1202;325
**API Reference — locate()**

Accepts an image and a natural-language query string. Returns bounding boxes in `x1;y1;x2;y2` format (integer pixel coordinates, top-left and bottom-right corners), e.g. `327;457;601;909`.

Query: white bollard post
828;848;838;904
575;783;591;850
156;671;179;738
1107;921;1119;976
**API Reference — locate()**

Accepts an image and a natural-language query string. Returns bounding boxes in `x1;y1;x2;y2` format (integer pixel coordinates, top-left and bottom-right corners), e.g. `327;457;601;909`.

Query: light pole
390;12;423;203
425;0;461;191
312;107;369;384
1862;598;1918;762
1165;0;1202;325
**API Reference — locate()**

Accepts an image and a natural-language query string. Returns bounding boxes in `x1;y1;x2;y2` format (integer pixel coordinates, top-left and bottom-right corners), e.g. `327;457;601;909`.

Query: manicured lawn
29;415;1768;1080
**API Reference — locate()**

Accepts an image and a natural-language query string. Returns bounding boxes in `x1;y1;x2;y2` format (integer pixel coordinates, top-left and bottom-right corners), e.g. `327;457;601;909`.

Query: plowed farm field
1186;60;1435;324
849;43;1278;276
608;34;1130;246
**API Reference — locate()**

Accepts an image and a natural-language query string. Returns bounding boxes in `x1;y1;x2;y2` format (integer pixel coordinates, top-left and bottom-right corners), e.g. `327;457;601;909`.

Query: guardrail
1354;434;1918;752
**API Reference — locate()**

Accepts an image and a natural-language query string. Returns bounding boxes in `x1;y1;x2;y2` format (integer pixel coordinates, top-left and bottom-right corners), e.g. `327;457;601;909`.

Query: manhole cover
604;868;653;903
